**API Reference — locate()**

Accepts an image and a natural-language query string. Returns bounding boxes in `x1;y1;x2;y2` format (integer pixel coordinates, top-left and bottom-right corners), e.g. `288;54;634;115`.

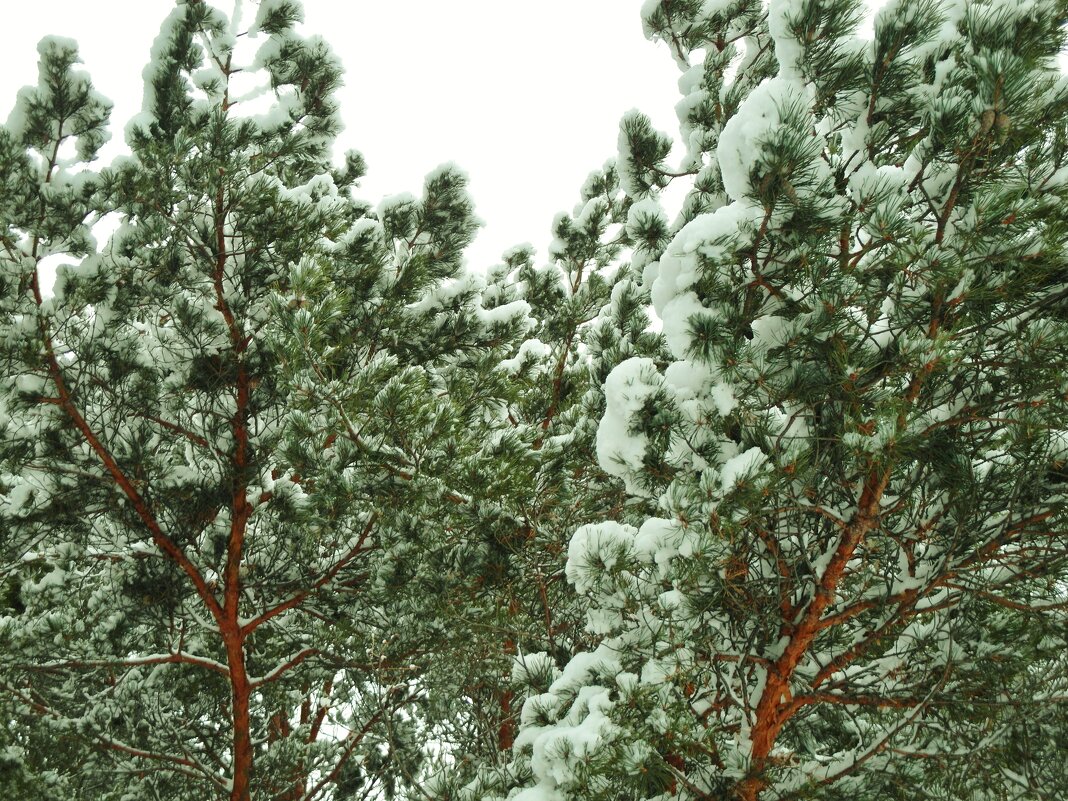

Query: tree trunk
498;597;521;752
223;623;254;801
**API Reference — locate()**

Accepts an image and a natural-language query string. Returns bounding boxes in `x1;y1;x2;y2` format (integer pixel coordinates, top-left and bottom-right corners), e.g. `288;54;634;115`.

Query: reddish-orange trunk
223;623;254;801
498;687;515;751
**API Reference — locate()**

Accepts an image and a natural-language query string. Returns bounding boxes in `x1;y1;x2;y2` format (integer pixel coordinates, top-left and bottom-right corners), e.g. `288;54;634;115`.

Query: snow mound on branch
651;200;759;319
566;521;637;595
249;0;305;35
595;358;663;495
633;517;686;577
768;0;807;79
718;76;806;201
513;651;561;689
513;645;625;796
720;446;769;492
497;338;551;376
649;201;759;371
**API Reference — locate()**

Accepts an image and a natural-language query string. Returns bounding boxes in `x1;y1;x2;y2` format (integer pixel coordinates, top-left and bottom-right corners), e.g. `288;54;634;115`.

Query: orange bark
214;181;256;801
735;468;891;801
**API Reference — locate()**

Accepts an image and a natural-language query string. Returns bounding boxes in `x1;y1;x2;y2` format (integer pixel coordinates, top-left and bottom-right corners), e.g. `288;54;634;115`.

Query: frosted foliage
128;4;191;138
873;0;967;73
503;0;1068;798
666;360;737;429
530;687;616;786
632;517;685;577
497;338;551;375
376;192;416;218
651;200;759;318
719;446;768;492
615;110;649;199
513;651;561;689
566;522;637;595
700;0;739;18
595;358;663;495
768;0;807;79
249;0;304;34
642;0;737;43
717;76;806;201
625;196;667;246
5;0;1068;799
476;298;532;328
0;1;514;795
512;646;627;796
7;38;112;161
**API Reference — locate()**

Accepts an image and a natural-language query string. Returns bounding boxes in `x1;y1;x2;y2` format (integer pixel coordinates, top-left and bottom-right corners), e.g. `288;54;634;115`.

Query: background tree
489;1;1068;800
409;156;673;799
0;2;527;799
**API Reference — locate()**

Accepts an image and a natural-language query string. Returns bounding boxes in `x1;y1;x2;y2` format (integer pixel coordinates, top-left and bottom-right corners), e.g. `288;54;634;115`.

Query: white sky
6;2;1062;275
2;0;683;272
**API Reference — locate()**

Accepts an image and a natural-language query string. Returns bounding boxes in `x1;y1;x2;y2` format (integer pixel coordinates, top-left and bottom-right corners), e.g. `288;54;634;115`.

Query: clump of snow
530;684;617;784
768;0;807;79
7;37;113;161
663;359;713;396
639;0;663;22
514;645;627;795
14;374;48;396
3;481;37;515
633;517;684;577
376;191;416;219
566;521;637;595
720;446;768;492
625;196;668;250
513;651;561;689
512;786;564;801
660;291;708;360
651;201;760;316
640;657;671;686
718;76;806;201
37;35;80;65
498;338;551;375
248;0;304;35
595;358;663;494
475;298;531;329
750;315;789;350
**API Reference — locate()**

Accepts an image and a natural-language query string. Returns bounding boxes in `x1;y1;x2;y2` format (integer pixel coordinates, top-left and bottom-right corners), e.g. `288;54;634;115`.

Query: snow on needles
566;521;636;595
718;75;807;203
595;358;662;496
651;199;759;358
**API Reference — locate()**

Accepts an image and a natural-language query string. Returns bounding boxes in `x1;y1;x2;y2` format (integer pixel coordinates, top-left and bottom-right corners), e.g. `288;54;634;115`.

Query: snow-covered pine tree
411;159;672;799
0;2;527;799
499;1;1068;800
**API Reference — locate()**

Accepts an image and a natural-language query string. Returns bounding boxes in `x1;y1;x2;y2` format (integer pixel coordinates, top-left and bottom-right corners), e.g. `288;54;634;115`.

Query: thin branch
241;512;378;636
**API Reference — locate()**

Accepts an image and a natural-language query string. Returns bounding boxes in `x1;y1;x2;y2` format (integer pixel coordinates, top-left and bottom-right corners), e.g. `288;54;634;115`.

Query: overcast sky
2;0;683;272
8;2;1061;275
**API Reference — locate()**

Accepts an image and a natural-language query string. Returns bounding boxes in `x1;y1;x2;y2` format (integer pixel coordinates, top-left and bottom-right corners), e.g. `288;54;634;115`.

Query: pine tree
413;158;672;799
500;1;1068;800
0;3;527;799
